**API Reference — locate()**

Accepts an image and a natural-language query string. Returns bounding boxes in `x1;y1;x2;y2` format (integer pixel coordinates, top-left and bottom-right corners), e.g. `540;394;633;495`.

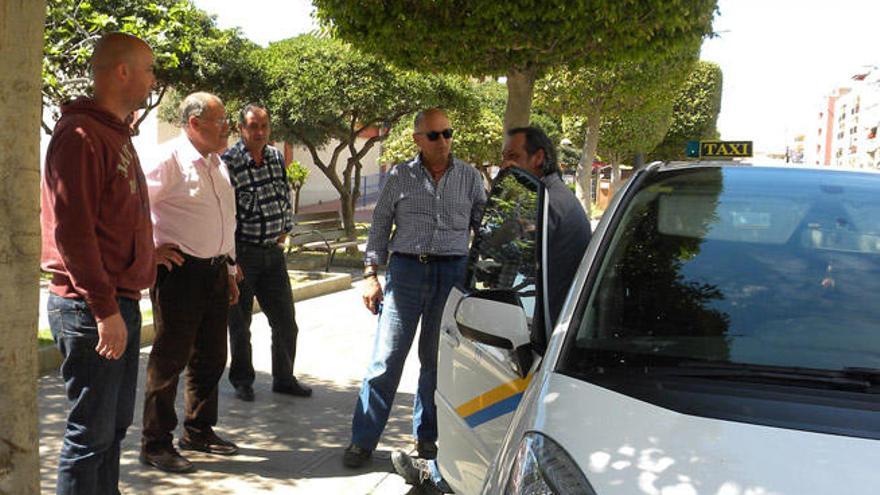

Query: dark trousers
48;294;141;495
228;242;298;388
142;260;229;451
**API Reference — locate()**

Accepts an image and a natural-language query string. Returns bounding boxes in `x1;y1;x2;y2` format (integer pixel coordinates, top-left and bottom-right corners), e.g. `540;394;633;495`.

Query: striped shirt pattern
222;140;293;245
365;154;487;266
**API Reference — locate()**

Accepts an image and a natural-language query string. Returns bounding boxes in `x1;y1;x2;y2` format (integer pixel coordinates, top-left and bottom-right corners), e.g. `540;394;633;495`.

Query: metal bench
287;211;359;271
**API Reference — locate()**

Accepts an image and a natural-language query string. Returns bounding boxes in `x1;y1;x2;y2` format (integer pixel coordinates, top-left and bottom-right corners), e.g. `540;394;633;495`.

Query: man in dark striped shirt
223;103;311;402
344;108;487;468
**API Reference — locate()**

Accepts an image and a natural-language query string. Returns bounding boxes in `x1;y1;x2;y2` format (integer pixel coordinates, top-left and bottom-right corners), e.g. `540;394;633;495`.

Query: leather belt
394;253;465;264
180;252;229;266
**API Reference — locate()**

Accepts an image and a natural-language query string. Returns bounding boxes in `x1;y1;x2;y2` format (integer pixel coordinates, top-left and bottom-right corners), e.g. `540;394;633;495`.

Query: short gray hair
413;108;446;132
179;92;220;127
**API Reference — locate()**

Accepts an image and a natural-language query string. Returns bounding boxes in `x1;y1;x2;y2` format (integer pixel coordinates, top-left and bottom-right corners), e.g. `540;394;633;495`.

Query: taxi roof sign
688;140;753;159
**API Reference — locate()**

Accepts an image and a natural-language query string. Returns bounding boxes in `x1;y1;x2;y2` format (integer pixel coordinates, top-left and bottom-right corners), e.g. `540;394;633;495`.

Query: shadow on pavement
39;280;423;494
39;355;416;494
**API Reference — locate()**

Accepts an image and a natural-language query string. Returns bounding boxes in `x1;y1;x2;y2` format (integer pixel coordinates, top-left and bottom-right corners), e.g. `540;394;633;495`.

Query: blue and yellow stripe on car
456;375;533;428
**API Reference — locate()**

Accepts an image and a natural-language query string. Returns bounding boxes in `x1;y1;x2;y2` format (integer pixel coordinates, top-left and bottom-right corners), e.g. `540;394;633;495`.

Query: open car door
435;168;548;494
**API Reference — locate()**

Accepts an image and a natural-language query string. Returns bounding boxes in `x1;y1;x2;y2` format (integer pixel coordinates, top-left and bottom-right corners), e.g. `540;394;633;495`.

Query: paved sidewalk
38;277;422;494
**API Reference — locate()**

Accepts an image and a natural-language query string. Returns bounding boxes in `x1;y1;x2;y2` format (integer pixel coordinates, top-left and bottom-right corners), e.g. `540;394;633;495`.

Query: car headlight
504;432;596;495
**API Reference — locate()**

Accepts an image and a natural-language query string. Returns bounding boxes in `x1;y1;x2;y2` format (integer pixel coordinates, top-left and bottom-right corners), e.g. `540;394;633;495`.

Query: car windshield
562;166;880;378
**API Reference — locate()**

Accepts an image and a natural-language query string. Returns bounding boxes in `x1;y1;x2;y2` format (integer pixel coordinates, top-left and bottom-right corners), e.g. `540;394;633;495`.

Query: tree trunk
341;165;356;240
609;153;624;197
293;187;301;214
575;108;601;218
633;152;645;170
503;66;538;134
478;166;493;190
339;189;355;240
611;161;622;190
0;1;46;494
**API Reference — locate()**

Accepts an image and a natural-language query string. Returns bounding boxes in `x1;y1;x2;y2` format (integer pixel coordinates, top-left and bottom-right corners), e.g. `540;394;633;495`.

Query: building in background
805;67;880;168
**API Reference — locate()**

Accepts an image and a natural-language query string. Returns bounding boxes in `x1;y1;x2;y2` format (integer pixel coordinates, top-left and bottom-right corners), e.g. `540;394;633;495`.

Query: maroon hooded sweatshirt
41;98;156;321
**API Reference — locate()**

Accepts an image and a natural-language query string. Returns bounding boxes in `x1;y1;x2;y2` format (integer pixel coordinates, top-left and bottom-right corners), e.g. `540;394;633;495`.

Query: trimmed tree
536;40;701;212
313;0;718;131
650;61;724;160
42;0;251;133
564;96;675;189
256;35;474;237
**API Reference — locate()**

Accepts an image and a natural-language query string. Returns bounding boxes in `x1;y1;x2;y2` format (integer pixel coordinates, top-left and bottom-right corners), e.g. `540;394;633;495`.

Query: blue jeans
48;294;142;495
351;254;467;450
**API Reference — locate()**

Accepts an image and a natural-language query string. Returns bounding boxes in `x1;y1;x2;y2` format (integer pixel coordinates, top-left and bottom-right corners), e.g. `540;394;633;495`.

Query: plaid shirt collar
228;139;275;165
414;153;457;178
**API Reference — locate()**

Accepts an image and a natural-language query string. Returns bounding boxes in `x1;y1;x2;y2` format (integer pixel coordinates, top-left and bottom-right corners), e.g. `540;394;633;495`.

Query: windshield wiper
842;367;880;384
666;361;878;392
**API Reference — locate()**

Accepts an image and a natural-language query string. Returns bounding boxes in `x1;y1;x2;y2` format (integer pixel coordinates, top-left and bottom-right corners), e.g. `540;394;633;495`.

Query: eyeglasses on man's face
198;116;229;128
417;128;453;141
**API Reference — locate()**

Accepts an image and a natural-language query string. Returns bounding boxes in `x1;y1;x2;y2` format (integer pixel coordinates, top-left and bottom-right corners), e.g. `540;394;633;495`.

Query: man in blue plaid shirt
222;103;311;402
344;108;486;468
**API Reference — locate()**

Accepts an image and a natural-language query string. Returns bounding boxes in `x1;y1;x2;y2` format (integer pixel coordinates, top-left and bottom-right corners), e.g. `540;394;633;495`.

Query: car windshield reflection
562;167;880;383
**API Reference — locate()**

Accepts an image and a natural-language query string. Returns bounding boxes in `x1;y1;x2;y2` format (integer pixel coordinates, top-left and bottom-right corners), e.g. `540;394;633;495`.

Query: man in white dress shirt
139;92;240;473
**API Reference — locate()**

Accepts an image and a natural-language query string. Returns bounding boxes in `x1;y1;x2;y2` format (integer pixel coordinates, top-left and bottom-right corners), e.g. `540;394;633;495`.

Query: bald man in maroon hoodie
41;33;157;495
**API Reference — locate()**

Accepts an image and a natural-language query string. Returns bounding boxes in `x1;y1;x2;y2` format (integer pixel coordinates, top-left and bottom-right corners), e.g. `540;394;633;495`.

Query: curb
292;270;352;302
38;270;351;375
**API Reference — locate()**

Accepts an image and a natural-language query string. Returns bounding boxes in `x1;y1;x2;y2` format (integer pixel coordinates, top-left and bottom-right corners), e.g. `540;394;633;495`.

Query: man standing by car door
343;108;487;468
224;103;311;401
501;126;592;349
391;126;592;490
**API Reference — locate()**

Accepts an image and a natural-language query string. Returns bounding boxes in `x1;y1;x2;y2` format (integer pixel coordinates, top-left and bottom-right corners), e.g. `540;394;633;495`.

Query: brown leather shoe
179;431;239;456
139;447;195;473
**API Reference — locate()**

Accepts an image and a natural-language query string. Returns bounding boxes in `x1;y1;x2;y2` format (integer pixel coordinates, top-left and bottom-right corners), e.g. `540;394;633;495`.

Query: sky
193;0;880;153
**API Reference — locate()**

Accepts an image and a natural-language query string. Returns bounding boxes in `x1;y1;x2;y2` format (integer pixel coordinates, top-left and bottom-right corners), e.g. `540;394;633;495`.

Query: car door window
468;168;541;320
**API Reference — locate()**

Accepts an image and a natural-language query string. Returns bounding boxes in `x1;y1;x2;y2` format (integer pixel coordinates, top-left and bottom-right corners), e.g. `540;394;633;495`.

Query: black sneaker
391;450;427;485
342;443;372;468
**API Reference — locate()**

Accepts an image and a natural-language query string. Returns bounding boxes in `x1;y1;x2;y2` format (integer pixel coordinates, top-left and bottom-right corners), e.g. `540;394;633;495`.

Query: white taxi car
435;163;880;494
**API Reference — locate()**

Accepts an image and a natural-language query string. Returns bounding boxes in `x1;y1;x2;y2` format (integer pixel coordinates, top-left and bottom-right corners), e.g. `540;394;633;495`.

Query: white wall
288;138;383;207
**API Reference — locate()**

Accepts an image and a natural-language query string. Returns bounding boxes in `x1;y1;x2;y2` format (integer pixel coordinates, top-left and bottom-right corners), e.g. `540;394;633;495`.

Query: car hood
529;373;880;495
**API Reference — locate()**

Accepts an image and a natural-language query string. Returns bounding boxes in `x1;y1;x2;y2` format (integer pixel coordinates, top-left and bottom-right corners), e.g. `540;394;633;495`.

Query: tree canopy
42;0;253;133
535;39;700;211
313;0;718;130
651;61;724;160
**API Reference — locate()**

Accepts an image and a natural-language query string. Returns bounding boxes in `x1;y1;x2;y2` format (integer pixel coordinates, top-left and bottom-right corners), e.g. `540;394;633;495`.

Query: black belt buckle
210;255;227;266
418;254;430;264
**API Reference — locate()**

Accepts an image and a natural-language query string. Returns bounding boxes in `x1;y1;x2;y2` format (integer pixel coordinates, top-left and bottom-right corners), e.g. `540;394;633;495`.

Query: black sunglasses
418;128;453;141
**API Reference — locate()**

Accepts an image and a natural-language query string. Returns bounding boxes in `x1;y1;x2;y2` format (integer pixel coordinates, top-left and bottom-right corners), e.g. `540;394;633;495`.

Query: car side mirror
455;292;533;376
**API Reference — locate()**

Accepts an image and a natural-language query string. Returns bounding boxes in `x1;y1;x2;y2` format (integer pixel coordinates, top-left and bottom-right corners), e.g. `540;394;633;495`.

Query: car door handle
441;326;460;348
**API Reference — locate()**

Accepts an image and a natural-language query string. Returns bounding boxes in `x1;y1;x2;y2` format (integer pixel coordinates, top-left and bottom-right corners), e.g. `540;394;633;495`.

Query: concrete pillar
0;1;46;493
